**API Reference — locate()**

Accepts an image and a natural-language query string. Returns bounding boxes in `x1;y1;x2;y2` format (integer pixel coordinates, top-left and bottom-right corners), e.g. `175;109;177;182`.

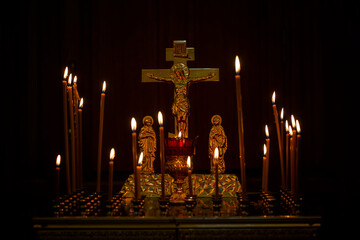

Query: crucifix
142;40;220;138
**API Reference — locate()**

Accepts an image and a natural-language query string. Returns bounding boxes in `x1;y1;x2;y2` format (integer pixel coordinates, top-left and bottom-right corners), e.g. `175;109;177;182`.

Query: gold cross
141;40;220;137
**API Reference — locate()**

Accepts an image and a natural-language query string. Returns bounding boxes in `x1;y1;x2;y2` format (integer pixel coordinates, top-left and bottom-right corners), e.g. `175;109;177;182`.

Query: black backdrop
2;0;359;238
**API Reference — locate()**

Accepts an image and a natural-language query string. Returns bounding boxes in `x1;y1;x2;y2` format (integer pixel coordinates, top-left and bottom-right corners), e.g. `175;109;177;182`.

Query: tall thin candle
158;111;165;200
272;92;285;188
265;125;270;192
61;67;71;194
291;115;297;193
262;144;267;192
67;74;76;192
131;118;137;177
285;120;290;189
214;147;219;200
108;148;115;201
295;120;301;195
235;56;246;193
135;152;143;200
96;81;106;193
187;156;193;196
78;98;83;187
73;76;80;188
56;155;61;199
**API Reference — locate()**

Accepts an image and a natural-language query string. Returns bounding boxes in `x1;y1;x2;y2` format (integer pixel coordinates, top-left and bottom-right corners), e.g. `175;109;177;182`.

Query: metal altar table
33;215;321;240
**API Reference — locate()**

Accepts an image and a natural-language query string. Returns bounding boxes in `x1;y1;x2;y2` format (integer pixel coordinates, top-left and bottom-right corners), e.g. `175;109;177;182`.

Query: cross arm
189;68;219;82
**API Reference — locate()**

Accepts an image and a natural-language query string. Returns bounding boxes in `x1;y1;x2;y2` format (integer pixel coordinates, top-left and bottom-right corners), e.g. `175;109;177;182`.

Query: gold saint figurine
209;115;227;174
147;63;215;137
138;116;157;174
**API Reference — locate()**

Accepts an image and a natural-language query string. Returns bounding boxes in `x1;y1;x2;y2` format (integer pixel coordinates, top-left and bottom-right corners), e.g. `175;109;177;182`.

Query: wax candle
67;74;76;192
187;156;193;196
135;152;143;200
262;144;267;192
265;125;270;192
272;92;285;188
96;81;106;193
291;116;297;193
131;117;137;177
158;111;165;200
108;148;115;201
61;67;71;194
235;56;246;193
56;155;61;199
295;120;301;195
289;124;295;193
78;98;83;187
285;120;290;189
178;131;184;147
73;76;80;188
214;147;219;200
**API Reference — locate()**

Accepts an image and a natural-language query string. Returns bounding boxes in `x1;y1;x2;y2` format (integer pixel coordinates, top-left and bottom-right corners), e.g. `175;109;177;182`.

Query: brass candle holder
165;137;196;204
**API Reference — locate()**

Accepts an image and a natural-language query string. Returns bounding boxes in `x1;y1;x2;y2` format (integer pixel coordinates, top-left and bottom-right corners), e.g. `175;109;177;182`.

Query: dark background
2;0;358;238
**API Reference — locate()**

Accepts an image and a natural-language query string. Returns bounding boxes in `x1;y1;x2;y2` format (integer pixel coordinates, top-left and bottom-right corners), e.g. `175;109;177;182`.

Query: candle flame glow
110;148;115;160
214;147;219;161
280;108;284;121
56;155;61;167
74;75;78;84
131;118;137;132
272;91;276;104
296;120;301;134
263;144;267;156
79;98;84;108
285;120;289;133
178;131;182;138
291;115;296;128
68;73;72;86
289;126;293;137
187;156;191;168
63;67;68;80
158;111;163;126
102;81;106;92
265;125;269;138
138;152;144;165
235;55;241;74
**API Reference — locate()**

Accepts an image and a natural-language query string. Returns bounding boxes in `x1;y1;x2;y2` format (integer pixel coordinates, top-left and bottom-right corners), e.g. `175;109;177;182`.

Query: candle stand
158;197;170;216
184;195;197;216
260;192;278;215
236;192;250;216
212;194;222;216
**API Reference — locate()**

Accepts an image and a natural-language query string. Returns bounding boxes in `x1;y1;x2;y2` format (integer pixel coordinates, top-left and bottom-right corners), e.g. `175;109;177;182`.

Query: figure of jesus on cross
142;40;219;137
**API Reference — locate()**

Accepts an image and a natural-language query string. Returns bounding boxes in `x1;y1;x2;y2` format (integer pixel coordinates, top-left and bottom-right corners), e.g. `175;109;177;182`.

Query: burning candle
295;120;301;195
67;74;76;192
178;131;184;147
61;67;71;194
265;125;270;192
158;111;166;200
187;156;193;196
56;155;61;199
108;148;115;201
235;56;246;193
135;152;143;200
78;98;83;187
73;76;80;188
214;147;219;200
96;81;106;193
262;144;267;192
289;124;295;193
131;117;137;177
272;92;285;188
285;120;290;189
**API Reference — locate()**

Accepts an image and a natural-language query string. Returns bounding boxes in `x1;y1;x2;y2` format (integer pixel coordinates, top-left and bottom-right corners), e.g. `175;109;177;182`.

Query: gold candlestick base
166;155;188;203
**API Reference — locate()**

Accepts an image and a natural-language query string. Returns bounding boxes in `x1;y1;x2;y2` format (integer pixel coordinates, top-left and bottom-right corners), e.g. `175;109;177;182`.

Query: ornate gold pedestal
166;156;188;203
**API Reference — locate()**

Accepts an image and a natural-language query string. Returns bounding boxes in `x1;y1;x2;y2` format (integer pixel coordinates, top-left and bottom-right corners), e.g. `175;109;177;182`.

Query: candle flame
178;131;182;138
74;75;78;84
214;147;219;161
110;148;115;160
68;73;73;86
102;81;106;92
63;67;68;79
265;125;269;138
158;111;163;126
131;118;137;132
263;144;267;156
280;108;284;121
291;115;296;128
285;120;289;133
272;91;276;104
138;152;144;165
296;120;301;134
187;156;191;168
79;98;84;108
56;155;61;167
235;55;241;74
289;126;293;137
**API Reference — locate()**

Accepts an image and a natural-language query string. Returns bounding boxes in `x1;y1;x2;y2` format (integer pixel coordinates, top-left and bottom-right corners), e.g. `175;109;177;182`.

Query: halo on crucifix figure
142;40;219;137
